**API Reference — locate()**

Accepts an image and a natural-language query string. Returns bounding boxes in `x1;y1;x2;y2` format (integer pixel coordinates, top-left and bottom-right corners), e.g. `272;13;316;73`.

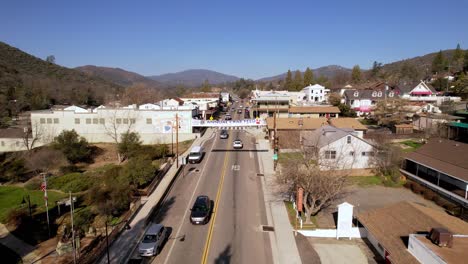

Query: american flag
40;181;48;201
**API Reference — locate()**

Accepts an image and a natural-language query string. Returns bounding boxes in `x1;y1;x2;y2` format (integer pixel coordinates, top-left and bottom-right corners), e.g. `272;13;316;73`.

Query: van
188;146;203;164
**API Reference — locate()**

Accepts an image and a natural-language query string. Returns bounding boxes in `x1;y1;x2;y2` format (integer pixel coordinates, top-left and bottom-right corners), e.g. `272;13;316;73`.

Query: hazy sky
1;0;467;79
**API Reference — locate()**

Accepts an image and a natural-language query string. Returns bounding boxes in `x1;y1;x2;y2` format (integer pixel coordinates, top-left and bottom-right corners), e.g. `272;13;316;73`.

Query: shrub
122;156;155;188
53;130;91;163
24;178;42;190
60;165;81;174
74;207;95;233
48;173;93;193
118;132;142;160
403;181;412;189
423;190;436;200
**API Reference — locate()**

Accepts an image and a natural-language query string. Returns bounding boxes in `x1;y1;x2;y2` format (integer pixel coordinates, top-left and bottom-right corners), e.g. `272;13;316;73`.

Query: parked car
225;114;232;120
220;130;229;139
190;195;212;225
138;223;168;256
233;139;243;149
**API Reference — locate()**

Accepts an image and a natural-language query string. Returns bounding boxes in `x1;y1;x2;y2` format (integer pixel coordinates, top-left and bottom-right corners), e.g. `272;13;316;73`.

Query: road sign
209;116;214;121
273;154;278;160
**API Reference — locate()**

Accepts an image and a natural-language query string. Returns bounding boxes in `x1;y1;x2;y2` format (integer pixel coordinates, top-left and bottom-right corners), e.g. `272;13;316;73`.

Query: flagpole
43;173;50;238
70;191;76;264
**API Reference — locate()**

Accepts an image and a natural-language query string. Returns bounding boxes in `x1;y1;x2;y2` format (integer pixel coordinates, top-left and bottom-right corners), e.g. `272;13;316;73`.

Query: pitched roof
405;138;468;182
302;125;358;149
0;128;25;138
265;117;328;130
328;118;368;131
343;89;396;100
357;201;468;264
289;106;340;114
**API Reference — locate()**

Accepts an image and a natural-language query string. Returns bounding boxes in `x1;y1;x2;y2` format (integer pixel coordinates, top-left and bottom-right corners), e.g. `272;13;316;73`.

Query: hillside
75;65;161;88
257;65;352;82
0;42;123;117
148;69;239;87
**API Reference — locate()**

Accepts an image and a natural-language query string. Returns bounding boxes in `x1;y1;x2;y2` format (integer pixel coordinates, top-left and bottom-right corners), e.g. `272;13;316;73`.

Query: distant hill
0;41;123;114
257;65;352;82
75;65;161;88
148;69;239;87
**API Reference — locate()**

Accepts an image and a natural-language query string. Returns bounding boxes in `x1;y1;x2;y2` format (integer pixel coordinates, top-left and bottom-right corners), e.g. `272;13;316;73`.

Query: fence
298;227;367;238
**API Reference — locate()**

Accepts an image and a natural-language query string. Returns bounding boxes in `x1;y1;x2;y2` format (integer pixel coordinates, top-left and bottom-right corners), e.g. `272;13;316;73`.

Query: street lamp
105;219;131;264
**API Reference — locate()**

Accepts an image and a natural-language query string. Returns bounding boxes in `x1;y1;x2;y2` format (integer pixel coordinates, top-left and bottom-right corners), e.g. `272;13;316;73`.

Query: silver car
233;139;243;149
138;223;167;257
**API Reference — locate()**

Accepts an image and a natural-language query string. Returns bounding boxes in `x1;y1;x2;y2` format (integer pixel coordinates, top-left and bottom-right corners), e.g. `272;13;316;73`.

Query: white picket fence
298;227;367;239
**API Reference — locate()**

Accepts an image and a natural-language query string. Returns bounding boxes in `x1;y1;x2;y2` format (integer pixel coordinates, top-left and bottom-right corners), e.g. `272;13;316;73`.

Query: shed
394;124;413;134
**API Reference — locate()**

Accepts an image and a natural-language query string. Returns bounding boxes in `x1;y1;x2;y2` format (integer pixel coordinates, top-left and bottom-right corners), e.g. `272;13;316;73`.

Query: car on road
138;223;168;257
220;130;229;139
237;109;242;114
233;139;243;149
225;114;232;120
188;146;203;164
190;195;212;225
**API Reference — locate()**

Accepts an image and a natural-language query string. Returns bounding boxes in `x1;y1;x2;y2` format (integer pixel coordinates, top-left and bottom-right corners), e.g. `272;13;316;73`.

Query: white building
301;84;330;103
30;105;200;145
397;81;461;105
303;126;375;170
220;92;230;103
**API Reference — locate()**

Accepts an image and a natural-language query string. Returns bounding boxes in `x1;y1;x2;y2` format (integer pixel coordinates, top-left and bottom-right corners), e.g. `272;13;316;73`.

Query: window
130;118;136;124
146;118;152;124
361;151;375;157
99;118;105;124
377;91;382;97
389;92;394;97
47;118;52;124
353;91;359;97
116;118;122;124
53;118;59;124
86;118;91;124
75;118;80;124
349;151;355;156
372;91;377;97
40;118;46;124
347;136;351;144
123;119;129;124
324;150;336;159
93;118;98;124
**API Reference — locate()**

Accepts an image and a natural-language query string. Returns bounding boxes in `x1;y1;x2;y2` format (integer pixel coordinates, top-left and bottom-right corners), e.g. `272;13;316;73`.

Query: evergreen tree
432;50;447;74
371;61;383;78
452;44;464;72
351;65;362;83
464;50;468;72
284;70;293;90
293;70;303;91
201;79;211;92
303;67;314;87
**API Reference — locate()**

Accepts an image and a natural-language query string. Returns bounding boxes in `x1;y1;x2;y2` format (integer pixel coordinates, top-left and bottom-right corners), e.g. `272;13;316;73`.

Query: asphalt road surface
131;101;272;264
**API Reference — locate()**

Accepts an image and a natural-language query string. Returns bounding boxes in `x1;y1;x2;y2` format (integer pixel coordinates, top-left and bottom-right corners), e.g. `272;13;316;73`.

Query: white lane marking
162;129;217;264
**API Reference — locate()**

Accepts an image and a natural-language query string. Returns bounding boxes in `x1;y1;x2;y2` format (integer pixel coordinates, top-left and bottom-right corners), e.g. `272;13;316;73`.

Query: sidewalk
0;223;39;263
99;129;215;264
255;134;302;264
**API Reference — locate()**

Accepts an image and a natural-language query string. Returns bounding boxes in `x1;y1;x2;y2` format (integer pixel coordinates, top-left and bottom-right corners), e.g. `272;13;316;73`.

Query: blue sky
1;0;467;79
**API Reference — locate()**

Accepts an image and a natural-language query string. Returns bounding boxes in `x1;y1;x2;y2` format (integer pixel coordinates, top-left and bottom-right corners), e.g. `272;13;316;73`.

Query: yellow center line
201;135;231;264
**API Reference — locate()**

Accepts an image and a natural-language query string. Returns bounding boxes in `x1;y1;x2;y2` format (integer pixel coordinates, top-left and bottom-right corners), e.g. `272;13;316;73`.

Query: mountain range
147;69;240;87
75;65;160;88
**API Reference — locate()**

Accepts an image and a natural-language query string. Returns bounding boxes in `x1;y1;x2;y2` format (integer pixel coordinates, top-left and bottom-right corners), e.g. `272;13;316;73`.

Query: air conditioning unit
429;228;453;248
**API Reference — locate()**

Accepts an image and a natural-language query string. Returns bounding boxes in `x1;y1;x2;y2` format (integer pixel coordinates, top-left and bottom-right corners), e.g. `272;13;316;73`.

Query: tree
284;70;293;90
101;109;138;162
303;67;314;87
464;50;468;72
22;120;44;151
371;61;383;78
372;99;410;126
351;65;362;83
24;148;68;176
453;72;468;94
293;70;303;91
118;132;142;160
46;55;55;64
123;156;155;187
328;93;341;106
276;145;350;223
452;44;464;72
338;104;357;117
201;79;211;93
53;130;91;163
370;136;404;183
315;75;330;87
399;62;419;83
121;84;162;105
432;50;447;74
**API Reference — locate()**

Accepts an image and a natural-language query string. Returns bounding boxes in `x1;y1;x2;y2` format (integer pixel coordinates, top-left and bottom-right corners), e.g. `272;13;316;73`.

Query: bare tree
121;84;162;105
369;134;404;183
276;138;356;223
25;148;69;175
372;98;410;126
22;121;44;151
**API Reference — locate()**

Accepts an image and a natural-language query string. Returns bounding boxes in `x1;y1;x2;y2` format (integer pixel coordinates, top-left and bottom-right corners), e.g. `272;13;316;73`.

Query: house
412;113;464;131
288;106;340;118
250;91;290;118
301;84;330;103
265;117;328;149
328;118;368;135
357;201;468;264
343;89;397;116
397;81;461;105
0;128;33;153
401;139;468;205
302;125;375;171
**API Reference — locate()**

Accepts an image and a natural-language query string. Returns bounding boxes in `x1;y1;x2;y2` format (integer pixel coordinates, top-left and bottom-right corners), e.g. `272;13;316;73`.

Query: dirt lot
315;185;443;228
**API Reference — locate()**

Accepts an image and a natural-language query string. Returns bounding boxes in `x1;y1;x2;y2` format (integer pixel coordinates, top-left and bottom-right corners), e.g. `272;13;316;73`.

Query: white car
233;139;243;149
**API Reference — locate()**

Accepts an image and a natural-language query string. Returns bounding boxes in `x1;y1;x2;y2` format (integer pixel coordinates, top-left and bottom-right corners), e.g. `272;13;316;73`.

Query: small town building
393;124;414;134
301;84;330;104
343;89;397;116
288;106;340;118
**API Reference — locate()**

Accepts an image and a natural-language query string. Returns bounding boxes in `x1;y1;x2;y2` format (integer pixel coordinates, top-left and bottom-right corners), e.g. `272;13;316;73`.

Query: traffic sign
273;154;278;160
209;116;214;121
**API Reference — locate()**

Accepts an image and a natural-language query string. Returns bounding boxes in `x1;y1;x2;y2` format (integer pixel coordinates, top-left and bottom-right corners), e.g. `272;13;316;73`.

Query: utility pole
41;173;51;238
70;191;76;264
176;113;179;167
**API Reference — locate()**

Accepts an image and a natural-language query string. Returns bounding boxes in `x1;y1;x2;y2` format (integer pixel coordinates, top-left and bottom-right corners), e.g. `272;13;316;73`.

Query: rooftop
415;234;468;264
289;106;340;114
357;201;468;264
265;117;328;130
329;118;367;131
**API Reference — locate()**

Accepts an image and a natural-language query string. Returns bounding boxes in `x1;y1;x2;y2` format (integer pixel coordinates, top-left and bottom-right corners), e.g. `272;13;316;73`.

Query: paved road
129;101;272;264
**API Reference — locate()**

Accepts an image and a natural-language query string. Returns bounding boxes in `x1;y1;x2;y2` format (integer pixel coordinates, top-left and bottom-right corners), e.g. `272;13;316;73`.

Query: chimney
429;228;453;248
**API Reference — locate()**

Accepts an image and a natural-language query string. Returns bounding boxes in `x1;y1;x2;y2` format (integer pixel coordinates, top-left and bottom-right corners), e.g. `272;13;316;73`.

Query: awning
410;91;433;95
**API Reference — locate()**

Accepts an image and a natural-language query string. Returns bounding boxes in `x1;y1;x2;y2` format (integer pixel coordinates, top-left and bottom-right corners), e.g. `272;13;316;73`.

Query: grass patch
0;186;66;223
284;201;317;230
400;140;423;153
278;152;303;165
48;173;94;193
348;176;383;187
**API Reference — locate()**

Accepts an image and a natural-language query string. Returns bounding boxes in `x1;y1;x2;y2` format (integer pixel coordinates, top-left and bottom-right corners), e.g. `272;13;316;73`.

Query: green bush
48;173;93;193
135;145;169;160
24;178;42;190
53;130;91;163
123;157;155;188
74;207;95;233
60;165;81;174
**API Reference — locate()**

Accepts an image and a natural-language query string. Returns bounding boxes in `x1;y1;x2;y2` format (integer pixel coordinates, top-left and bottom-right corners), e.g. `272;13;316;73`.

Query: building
265;117;328;149
357;201;468;264
250;91;290;118
397;81;461;105
301;84;330;103
0;128;31;153
328;118;368;134
288;106;340;118
343;89;397;116
401;139;468;207
30;105;200;145
180;92;220;119
302;125;375;170
220;92;230;103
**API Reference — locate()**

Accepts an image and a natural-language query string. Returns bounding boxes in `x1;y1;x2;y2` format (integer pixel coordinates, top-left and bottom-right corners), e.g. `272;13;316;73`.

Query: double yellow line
200;137;231;264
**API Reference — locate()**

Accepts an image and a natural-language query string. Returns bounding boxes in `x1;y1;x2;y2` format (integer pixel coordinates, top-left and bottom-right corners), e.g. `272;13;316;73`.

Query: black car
220;130;229;139
190;195;212;225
